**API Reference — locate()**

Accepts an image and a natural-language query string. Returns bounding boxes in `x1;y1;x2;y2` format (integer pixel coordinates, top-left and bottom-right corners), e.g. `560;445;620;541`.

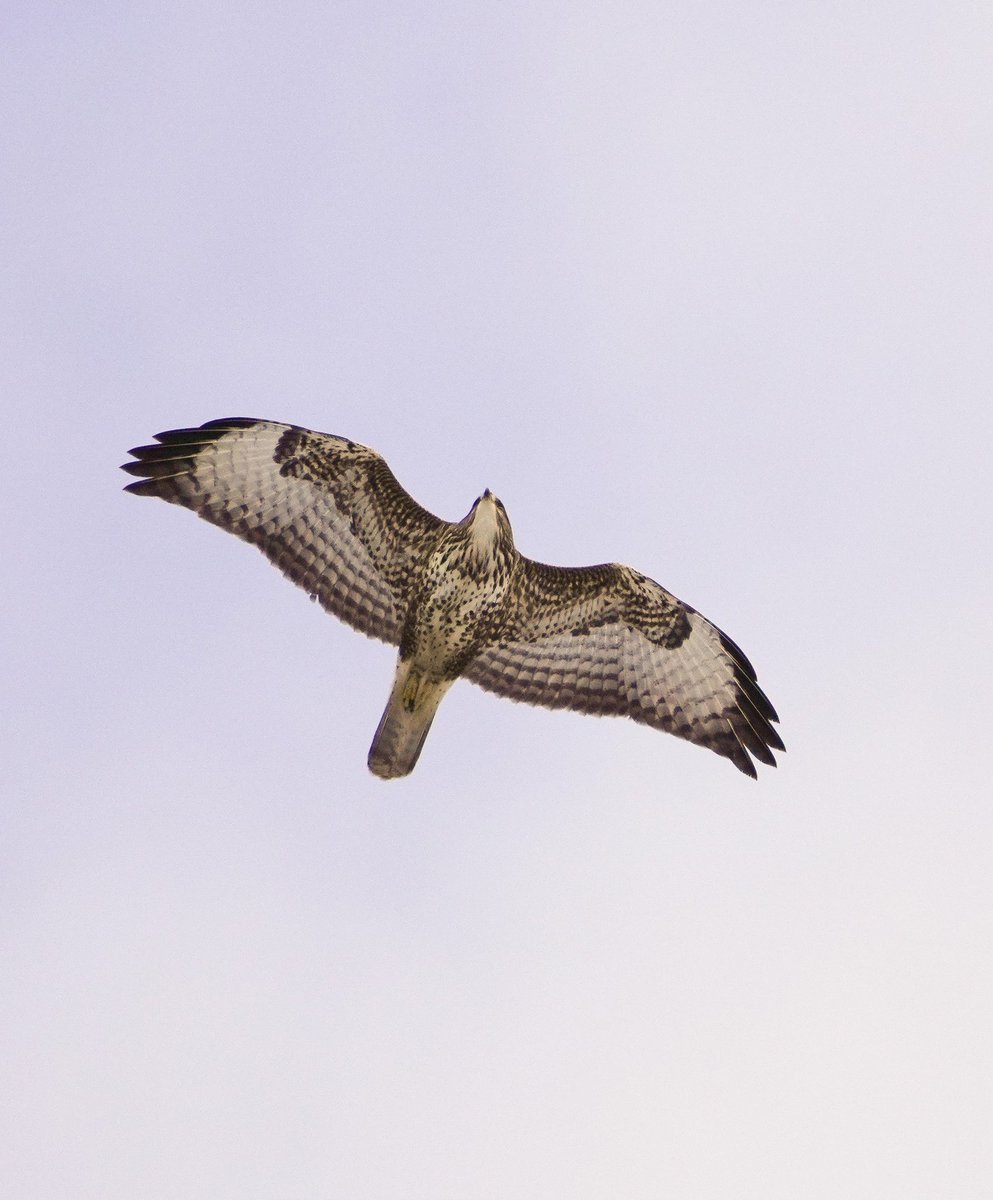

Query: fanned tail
367;662;453;779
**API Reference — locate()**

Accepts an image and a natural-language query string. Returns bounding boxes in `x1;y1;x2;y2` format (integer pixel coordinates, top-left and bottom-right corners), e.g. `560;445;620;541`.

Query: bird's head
463;488;515;553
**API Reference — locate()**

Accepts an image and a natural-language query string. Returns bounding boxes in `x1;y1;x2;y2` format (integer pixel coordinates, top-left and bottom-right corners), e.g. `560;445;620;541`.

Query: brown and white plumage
122;418;783;778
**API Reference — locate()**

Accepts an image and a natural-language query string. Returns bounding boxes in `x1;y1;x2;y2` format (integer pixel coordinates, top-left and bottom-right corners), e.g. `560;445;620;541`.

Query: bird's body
371;491;517;777
123;418;783;779
400;492;516;675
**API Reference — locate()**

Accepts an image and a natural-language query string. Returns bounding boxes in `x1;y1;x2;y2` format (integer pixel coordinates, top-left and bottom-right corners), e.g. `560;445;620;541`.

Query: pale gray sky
3;2;992;1197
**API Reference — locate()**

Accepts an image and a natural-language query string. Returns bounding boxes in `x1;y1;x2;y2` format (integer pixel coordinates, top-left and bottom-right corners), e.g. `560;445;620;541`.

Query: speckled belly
403;564;511;676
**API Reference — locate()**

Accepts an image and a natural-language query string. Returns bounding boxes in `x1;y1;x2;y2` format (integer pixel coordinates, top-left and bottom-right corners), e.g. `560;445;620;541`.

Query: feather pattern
464;564;783;777
123;418;442;644
123;417;783;778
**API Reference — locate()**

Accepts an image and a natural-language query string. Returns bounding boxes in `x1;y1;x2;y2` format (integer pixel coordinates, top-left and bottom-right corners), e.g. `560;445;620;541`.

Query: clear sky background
3;2;992;1197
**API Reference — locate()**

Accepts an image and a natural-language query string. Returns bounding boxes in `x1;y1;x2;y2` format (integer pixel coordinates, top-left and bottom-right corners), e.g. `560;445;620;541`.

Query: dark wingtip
716;629;784;774
200;417;263;431
765;726;786;754
121;418;265;494
123;477;164;496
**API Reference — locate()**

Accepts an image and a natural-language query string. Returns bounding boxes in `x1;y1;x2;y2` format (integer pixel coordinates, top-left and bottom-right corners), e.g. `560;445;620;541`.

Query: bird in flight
123;418;783;779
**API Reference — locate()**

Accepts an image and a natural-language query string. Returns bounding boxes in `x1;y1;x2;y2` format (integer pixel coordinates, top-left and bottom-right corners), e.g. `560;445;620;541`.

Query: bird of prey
122;418;783;779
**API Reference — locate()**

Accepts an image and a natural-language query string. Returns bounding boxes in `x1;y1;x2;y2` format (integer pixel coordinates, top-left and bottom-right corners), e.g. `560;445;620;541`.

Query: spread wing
464;559;783;777
121;418;445;644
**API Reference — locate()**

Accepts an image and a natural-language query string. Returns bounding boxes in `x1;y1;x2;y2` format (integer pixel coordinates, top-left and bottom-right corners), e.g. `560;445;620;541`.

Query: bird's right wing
464;559;783;776
122;418;446;644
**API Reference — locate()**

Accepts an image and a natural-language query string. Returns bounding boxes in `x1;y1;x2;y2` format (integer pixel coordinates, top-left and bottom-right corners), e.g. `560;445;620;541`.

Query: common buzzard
123;419;783;779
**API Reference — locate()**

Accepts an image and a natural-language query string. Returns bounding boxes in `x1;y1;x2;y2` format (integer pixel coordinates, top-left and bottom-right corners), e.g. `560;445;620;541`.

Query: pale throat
468;496;502;552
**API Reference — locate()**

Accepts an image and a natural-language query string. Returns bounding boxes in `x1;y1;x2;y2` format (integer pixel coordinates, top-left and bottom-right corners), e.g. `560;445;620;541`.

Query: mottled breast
400;527;516;675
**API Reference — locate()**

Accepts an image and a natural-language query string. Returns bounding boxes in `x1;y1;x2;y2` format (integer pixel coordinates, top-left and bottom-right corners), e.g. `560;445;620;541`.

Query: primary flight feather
122;418;783;779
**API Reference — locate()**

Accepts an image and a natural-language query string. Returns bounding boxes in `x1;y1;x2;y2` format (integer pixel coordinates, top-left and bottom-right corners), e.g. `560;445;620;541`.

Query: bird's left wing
463;558;783;777
122;418;445;644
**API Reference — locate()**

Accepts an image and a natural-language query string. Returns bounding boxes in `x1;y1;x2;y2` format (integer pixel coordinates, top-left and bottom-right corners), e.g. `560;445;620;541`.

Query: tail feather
368;662;452;779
